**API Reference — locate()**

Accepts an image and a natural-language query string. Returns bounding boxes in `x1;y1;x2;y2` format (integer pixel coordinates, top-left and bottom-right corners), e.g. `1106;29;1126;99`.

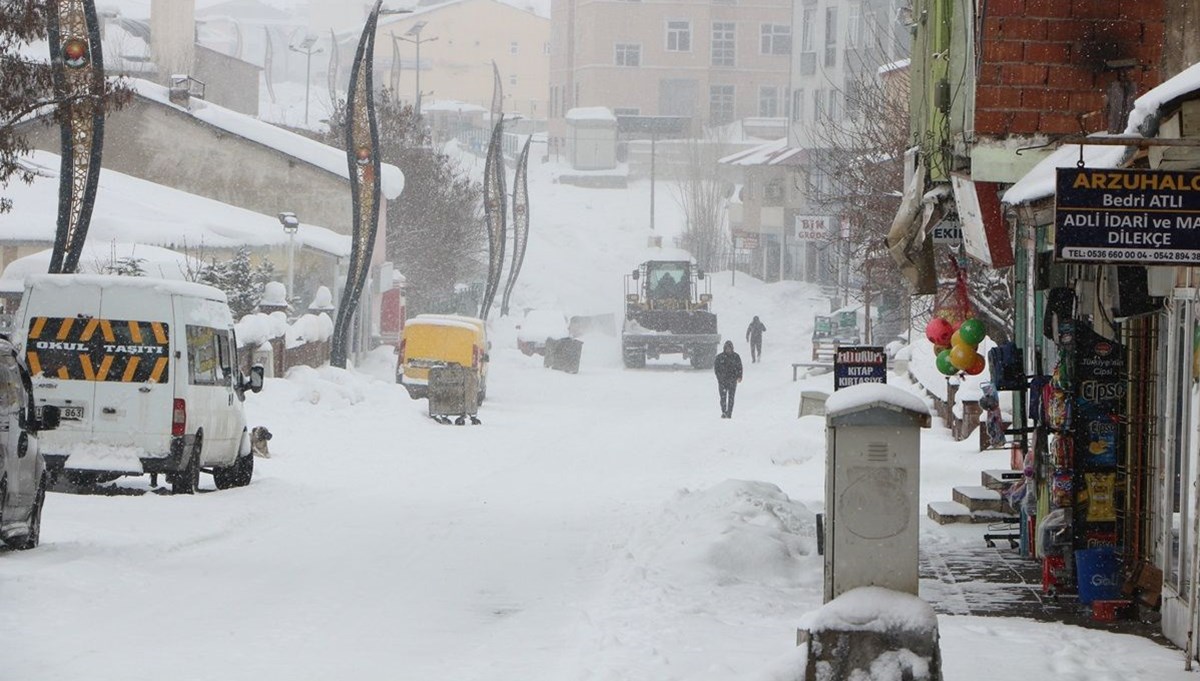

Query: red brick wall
975;0;1164;136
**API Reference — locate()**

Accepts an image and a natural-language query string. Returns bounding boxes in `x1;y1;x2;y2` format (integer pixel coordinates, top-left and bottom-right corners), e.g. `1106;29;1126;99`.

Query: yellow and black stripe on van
26;317;171;383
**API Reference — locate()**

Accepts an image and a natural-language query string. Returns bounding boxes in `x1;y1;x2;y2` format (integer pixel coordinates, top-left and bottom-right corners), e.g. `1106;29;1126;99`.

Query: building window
510;41;519;55
709;84;735;125
551;85;558;116
846;8;862;49
712;22;735;66
613;107;640;116
759;86;780;117
824;7;838;67
666;20;691;52
615;43;641;67
801;8;815;52
813;88;825;121
761;24;791;56
544;41;551;55
791;89;804;121
844;80;860;120
509;75;517;87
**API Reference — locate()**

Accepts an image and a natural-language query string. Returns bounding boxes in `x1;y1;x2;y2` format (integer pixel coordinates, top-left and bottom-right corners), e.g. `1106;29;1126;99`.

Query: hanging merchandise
925;317;954;347
936;348;956;375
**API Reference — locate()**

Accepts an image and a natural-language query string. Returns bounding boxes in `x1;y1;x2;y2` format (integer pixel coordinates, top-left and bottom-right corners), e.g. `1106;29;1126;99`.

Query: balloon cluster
925;317;986;376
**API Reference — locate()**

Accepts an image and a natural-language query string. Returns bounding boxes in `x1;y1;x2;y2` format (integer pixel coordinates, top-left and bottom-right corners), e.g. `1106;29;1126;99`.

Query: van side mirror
244;365;265;393
631;269;640;280
697;269;705;280
38;405;60;432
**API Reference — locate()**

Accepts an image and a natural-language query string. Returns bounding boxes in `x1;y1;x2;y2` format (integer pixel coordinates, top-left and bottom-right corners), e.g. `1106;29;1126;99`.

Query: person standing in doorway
746;315;767;363
713;340;743;418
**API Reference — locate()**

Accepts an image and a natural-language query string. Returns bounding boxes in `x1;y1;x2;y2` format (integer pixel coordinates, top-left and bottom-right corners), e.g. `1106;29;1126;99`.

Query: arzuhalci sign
1055;167;1200;265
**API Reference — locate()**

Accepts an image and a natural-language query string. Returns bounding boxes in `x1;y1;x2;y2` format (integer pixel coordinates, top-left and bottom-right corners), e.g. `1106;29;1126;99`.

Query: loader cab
628;260;710;313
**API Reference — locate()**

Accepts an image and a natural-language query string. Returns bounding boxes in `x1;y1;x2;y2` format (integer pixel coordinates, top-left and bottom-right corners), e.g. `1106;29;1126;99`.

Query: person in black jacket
713;340;743;418
745;316;767;363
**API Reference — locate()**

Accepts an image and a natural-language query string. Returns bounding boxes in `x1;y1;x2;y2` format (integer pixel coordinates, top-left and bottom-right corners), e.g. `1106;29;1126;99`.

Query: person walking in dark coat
746;316;767;363
713;340;743;418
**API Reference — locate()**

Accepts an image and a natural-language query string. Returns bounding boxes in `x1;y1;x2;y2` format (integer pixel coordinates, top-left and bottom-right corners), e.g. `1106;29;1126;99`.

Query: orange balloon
964;352;986;375
949;343;975;370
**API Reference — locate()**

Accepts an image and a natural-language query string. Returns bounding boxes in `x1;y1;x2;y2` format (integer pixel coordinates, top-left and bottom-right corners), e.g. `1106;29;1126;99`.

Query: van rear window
26;316;170;383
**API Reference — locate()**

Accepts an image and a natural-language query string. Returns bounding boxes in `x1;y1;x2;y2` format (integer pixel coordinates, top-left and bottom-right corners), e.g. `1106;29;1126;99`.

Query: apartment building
722;0;907;284
548;0;793;147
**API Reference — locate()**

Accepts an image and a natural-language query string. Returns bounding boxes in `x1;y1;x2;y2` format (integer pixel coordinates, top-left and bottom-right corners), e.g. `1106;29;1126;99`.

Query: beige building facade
350;0;550;120
549;0;792;145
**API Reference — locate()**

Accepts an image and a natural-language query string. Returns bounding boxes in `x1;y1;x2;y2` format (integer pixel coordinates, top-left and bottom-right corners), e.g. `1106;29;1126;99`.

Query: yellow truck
396;314;489;403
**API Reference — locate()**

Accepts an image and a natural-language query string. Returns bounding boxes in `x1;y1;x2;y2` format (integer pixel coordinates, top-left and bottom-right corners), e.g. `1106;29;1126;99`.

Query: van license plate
59;406;84;420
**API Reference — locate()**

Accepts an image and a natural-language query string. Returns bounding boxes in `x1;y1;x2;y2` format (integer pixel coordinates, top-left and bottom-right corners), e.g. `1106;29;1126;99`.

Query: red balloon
925;318;953;347
964;353;986;375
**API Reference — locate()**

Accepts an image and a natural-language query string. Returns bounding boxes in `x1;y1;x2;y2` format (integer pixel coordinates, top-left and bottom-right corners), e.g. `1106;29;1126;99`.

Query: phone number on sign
1060;247;1200;263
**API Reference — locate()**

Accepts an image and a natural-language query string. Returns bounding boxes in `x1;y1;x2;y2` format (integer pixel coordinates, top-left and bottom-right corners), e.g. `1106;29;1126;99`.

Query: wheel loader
621;260;719;369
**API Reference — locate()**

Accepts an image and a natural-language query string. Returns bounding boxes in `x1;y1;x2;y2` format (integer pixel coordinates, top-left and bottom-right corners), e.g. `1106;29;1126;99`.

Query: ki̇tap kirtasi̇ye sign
1055;167;1200;265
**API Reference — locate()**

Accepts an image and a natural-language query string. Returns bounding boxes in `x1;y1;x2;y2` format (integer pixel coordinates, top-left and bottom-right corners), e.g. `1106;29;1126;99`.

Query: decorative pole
47;0;106;274
500;136;531;317
479;115;507;321
331;0;384;367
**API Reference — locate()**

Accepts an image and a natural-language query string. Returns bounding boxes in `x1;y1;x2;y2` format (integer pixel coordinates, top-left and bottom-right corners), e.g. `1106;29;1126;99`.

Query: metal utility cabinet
823;384;930;602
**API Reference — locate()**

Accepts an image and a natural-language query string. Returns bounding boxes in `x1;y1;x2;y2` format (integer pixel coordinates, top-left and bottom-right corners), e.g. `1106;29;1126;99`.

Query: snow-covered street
2;303;1194;680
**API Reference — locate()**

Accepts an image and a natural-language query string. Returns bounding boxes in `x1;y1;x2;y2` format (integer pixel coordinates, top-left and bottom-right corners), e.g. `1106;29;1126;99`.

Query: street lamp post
278;212;300;305
289;35;323;126
397;21;437;113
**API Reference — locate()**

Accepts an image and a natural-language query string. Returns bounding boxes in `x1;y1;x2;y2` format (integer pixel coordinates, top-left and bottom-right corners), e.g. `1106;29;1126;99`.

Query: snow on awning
718;138;807;167
1001;140;1134;207
1126;60;1200;136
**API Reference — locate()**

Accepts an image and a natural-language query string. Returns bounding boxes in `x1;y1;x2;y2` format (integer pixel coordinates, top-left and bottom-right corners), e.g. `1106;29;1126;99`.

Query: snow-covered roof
566;107;616;123
879;58;911;75
718;138;807;167
21;272;228;302
0;151;352;258
1126;60;1200;136
128;79;405;200
1;243;201;283
1001;139;1134;206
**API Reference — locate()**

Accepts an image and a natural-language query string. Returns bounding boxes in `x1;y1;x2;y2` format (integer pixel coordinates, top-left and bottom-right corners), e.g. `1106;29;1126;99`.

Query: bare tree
0;1;131;214
671;131;731;271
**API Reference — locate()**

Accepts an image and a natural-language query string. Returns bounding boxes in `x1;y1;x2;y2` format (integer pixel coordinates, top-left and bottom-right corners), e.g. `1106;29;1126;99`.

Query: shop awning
1001;141;1134;207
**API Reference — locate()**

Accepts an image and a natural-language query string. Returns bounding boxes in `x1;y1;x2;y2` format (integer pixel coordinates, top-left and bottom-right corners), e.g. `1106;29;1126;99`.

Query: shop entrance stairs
927;469;1022;525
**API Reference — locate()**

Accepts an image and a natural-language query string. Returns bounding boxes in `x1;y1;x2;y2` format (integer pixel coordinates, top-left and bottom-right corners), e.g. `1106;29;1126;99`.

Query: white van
10;274;264;494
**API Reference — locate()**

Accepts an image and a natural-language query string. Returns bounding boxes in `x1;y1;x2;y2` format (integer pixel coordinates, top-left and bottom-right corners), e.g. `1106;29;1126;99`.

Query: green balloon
936;349;956;375
959;318;986;346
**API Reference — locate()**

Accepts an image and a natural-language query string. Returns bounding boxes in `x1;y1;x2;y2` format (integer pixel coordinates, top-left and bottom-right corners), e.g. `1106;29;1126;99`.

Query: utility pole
398;21;437;113
289;35;322;126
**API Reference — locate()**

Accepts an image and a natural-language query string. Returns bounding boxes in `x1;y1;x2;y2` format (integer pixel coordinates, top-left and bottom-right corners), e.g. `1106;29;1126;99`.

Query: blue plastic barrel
1075;547;1120;604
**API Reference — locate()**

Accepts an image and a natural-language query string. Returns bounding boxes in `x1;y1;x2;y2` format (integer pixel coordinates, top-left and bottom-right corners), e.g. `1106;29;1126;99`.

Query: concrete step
927;500;1017;525
982;469;1023;491
927;501;974;524
953;485;1006;514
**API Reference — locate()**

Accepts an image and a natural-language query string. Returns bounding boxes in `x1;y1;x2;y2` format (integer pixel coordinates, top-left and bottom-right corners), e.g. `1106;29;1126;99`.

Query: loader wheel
623;348;646;369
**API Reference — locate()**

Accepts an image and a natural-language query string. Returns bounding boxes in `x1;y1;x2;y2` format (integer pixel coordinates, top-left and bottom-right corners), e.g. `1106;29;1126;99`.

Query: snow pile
799;587;938;634
354;345;400;383
261;281;288;306
517;309;570;343
620;480;819;592
234;311;290;347
278;364;367;409
284;312;334;349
